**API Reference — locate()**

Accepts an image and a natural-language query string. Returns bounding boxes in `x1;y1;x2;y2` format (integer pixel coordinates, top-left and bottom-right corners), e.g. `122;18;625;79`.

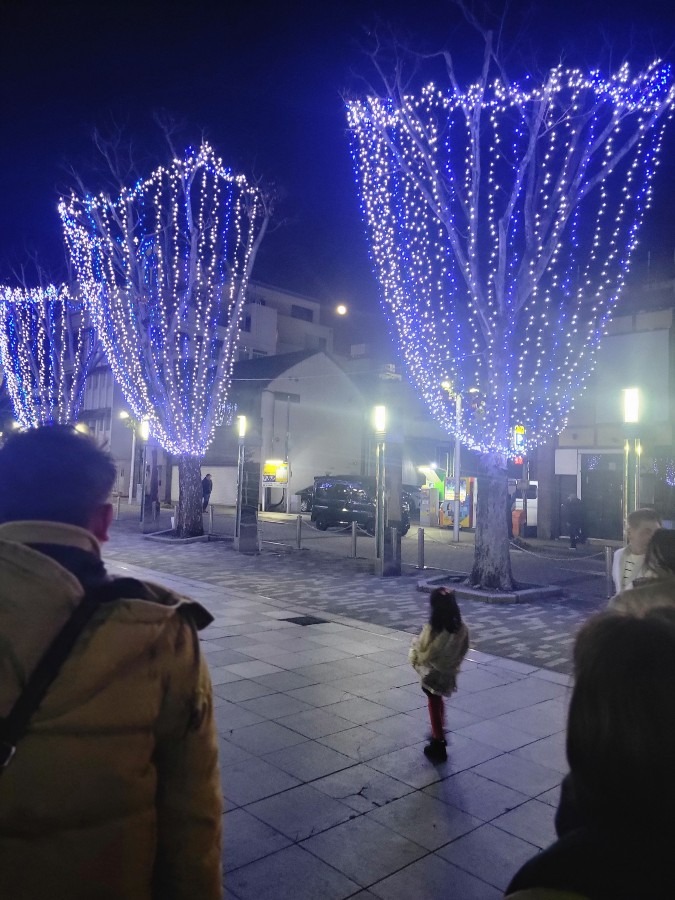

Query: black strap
0;577;148;770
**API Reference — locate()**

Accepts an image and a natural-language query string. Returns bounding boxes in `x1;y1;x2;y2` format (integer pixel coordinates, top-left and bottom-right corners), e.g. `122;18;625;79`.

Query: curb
417;572;564;604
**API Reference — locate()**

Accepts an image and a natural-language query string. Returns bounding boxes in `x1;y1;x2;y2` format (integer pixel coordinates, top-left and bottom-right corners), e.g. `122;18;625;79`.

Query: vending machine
438;478;476;529
419;486;440;527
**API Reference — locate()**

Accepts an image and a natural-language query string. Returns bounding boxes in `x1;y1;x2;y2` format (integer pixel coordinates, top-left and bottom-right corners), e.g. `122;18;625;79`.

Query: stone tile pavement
105;526;598;674
106;550;572;899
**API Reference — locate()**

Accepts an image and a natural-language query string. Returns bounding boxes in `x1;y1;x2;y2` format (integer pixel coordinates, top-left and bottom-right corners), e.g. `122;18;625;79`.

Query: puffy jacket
409;623;469;695
0;521;223;900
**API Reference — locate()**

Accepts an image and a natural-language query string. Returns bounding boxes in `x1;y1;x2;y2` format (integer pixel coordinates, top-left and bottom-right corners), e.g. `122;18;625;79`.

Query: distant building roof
231;350;326;388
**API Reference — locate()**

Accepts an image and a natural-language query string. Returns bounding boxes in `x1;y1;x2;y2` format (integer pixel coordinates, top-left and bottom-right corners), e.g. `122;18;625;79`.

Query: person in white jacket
409;587;469;762
612;508;660;595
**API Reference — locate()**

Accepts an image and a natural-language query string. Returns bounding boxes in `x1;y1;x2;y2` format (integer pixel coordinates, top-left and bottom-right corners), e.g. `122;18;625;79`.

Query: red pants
423;688;445;741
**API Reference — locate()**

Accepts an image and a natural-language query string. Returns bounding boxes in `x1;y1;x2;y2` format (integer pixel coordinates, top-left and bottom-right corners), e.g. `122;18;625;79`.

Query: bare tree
0;284;99;428
59;144;269;536
348;36;675;588
60;143;269;537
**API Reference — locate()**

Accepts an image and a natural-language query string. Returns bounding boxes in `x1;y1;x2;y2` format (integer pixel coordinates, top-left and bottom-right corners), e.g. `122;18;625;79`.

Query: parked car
310;475;411;535
296;485;314;512
509;479;539;531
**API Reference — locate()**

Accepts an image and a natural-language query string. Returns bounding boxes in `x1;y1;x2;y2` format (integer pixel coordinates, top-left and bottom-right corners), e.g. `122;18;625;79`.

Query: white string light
59;143;266;457
348;61;675;457
0;284;96;428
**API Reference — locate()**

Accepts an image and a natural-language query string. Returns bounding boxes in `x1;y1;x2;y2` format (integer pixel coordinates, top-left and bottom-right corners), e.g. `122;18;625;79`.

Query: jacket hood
0;523;211;719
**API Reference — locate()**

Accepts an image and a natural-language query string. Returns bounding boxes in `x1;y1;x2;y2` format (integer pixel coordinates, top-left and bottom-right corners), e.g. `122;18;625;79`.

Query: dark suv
310;475;411;535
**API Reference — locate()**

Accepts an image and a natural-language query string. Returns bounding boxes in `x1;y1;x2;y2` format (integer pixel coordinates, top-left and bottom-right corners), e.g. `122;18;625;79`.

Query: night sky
1;0;674;325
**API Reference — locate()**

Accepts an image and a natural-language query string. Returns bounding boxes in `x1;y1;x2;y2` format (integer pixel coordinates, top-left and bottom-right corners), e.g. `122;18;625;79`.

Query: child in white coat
409;587;470;762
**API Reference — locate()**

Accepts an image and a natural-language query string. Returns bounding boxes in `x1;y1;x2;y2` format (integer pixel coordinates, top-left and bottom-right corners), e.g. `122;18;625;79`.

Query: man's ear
90;503;114;543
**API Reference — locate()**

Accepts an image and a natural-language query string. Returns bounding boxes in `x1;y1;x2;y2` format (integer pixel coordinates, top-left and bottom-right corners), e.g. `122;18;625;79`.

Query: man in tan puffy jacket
0;426;222;900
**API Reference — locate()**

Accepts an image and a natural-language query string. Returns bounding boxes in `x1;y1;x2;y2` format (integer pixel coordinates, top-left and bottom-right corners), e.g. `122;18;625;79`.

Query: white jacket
611;546;648;595
409;623;469;696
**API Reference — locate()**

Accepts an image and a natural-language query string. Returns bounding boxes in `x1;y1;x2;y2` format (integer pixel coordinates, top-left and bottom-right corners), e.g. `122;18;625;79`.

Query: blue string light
59;143;266;457
347;61;675;457
0;285;95;427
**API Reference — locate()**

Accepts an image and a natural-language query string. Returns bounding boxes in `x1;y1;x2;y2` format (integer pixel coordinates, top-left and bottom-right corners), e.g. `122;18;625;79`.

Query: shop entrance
580;453;623;540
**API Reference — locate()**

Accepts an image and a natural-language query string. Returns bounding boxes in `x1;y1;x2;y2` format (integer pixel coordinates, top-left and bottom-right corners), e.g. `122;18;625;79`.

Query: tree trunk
177;454;204;538
470;451;514;590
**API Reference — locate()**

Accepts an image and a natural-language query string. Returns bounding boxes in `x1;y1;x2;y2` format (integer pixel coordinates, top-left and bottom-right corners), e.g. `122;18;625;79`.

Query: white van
509;480;538;529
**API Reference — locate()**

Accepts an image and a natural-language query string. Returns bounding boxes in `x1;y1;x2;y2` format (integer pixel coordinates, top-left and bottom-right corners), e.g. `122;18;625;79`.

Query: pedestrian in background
611;507;661;594
563;494;586;549
409;587;469;762
202;472;213;512
505;608;675;899
0;426;222;900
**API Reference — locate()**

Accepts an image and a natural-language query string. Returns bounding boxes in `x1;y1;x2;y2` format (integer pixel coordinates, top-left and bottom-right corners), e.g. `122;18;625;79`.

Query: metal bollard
605;546;614;599
209;505;214;534
417;527;425;569
296;515;302;550
351;520;358;558
116;495;121;520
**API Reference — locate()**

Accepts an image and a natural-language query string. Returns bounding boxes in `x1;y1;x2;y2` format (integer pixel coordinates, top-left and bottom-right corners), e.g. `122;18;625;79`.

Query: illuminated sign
263;460;288;484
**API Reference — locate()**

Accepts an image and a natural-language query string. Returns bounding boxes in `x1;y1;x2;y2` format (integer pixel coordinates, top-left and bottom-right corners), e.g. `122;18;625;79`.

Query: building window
242;315;251;332
252;349;267;358
291;304;313;322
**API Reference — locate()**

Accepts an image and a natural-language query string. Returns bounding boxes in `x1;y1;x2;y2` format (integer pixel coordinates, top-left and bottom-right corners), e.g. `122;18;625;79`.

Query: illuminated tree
60;143;269;537
348;44;675;589
0;284;98;428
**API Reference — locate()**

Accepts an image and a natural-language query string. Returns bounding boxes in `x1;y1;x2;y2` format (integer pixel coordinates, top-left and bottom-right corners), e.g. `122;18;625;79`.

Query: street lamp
235;415;247;541
373;405;387;566
119;410;137;503
623;388;641;516
138;419;150;524
442;381;462;544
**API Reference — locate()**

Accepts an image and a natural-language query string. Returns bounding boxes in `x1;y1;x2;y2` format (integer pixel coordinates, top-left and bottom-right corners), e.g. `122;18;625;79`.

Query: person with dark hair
409;587;469;762
505;608;675;899
609;531;675;615
0;426;222;900
563;494;586;549
640;527;675;581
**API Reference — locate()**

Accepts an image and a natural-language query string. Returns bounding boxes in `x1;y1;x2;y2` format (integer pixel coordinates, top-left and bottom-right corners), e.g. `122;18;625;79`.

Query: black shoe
423;739;447;762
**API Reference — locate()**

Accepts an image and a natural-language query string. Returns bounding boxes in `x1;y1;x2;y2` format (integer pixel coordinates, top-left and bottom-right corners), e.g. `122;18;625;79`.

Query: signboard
513;424;525;451
263;460;288;484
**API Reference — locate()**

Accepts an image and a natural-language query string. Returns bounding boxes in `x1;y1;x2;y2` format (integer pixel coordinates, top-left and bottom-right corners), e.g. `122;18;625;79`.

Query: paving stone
437;822;538;889
245;783;354;842
222;808;291;872
368;852;502;899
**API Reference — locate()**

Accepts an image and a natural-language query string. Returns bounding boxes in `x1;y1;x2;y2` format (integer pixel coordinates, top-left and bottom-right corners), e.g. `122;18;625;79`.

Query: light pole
235;415;247;541
119;411;136;503
442;381;462;544
452;394;462;544
623;387;640;518
373;405;387;569
138;419;150;525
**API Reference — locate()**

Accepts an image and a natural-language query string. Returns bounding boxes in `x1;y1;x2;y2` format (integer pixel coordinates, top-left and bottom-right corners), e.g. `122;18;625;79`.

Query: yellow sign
263;460;288;484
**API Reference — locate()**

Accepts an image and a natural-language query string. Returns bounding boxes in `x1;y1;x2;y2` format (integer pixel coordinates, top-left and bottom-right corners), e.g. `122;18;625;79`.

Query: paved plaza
107;508;610;675
103;519;586;898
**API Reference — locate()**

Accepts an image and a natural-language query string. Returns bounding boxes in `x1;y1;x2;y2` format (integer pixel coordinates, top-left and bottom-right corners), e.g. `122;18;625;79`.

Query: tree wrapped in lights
60;143;269;537
348;47;675;588
0;284;98;428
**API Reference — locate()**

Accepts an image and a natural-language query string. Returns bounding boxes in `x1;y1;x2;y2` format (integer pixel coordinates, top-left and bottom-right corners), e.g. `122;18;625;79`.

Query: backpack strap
0;577;148;771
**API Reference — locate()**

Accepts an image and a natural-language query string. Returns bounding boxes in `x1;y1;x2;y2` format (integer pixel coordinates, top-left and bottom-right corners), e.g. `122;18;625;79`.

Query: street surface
108;502;615;675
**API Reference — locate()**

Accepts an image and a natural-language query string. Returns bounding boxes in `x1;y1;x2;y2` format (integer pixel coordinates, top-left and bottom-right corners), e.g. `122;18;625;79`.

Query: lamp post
235;415;247;541
442;381;462;544
373;405;387;568
138;418;150;525
119;411;137;503
623;387;640;518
